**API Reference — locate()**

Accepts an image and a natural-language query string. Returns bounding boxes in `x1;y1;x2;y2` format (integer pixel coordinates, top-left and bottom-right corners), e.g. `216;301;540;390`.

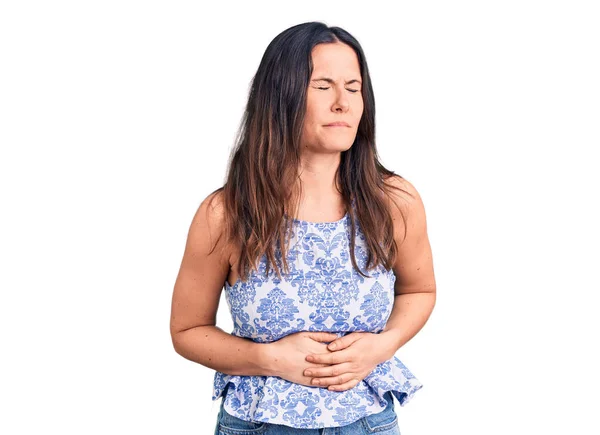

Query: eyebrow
311;77;362;85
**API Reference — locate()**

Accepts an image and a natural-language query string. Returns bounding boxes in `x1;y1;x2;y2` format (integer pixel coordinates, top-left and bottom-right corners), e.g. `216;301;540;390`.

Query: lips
324;122;350;127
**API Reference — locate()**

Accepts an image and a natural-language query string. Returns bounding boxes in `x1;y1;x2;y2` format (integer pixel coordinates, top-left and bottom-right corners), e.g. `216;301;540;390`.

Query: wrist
378;330;399;361
256;342;277;377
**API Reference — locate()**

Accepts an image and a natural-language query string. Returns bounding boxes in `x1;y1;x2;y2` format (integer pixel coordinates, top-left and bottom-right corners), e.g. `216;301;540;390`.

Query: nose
332;88;350;112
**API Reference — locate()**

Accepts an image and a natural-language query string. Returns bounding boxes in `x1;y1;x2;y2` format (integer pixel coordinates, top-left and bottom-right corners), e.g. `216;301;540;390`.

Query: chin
305;140;354;153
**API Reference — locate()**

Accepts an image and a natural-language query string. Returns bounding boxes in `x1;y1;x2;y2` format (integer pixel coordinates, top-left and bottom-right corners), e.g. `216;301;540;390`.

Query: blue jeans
213;391;400;434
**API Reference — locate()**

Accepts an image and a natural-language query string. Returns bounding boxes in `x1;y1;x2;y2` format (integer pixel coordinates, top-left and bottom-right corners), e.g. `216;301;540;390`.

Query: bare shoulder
189;189;232;262
383;174;421;210
383;174;426;238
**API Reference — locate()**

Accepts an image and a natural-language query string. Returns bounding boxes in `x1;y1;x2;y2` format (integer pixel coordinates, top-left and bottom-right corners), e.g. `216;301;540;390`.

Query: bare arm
169;191;271;376
380;176;437;357
173;324;272;377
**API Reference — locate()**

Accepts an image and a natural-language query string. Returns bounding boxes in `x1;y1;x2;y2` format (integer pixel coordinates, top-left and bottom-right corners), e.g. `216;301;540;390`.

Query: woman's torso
211;197;423;428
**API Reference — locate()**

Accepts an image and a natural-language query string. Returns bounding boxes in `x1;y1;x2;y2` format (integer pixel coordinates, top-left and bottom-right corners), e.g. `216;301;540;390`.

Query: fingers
303;362;359;389
307;331;339;342
306;350;340;364
303;361;354;379
326;377;360;392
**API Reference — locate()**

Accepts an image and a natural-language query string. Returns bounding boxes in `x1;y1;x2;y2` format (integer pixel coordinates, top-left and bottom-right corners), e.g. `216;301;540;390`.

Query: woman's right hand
263;331;339;388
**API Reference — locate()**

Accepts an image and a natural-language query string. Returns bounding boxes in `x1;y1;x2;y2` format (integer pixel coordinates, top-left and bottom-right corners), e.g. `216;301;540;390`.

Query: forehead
310;42;361;77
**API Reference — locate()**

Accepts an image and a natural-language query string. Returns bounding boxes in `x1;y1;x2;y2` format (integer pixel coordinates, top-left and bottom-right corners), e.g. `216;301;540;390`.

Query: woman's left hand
303;331;392;392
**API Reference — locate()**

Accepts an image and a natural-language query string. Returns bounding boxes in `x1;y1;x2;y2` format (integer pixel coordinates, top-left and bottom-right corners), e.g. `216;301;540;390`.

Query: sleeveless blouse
211;201;423;429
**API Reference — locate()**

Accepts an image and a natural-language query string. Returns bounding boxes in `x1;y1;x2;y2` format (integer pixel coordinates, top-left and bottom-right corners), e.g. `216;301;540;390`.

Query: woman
170;21;436;434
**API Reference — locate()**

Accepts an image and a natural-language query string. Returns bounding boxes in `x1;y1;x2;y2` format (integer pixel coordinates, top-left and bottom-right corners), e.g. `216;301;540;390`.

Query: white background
1;1;598;434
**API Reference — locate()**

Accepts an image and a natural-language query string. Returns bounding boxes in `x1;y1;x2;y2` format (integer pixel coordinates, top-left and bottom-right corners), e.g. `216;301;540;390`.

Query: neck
294;153;342;202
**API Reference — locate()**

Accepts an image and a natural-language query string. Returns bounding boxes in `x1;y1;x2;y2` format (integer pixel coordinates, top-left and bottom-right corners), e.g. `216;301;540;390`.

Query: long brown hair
206;21;413;284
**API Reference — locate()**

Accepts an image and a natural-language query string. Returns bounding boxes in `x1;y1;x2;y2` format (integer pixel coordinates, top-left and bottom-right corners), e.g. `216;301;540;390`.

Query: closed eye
317;87;360;93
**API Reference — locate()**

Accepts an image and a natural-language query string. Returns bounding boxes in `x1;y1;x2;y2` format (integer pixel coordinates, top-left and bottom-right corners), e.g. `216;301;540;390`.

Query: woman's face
301;42;364;154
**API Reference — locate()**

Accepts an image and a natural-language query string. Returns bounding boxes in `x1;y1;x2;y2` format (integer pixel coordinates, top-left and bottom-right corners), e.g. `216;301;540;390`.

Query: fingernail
329;343;337;350
305;371;312;376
